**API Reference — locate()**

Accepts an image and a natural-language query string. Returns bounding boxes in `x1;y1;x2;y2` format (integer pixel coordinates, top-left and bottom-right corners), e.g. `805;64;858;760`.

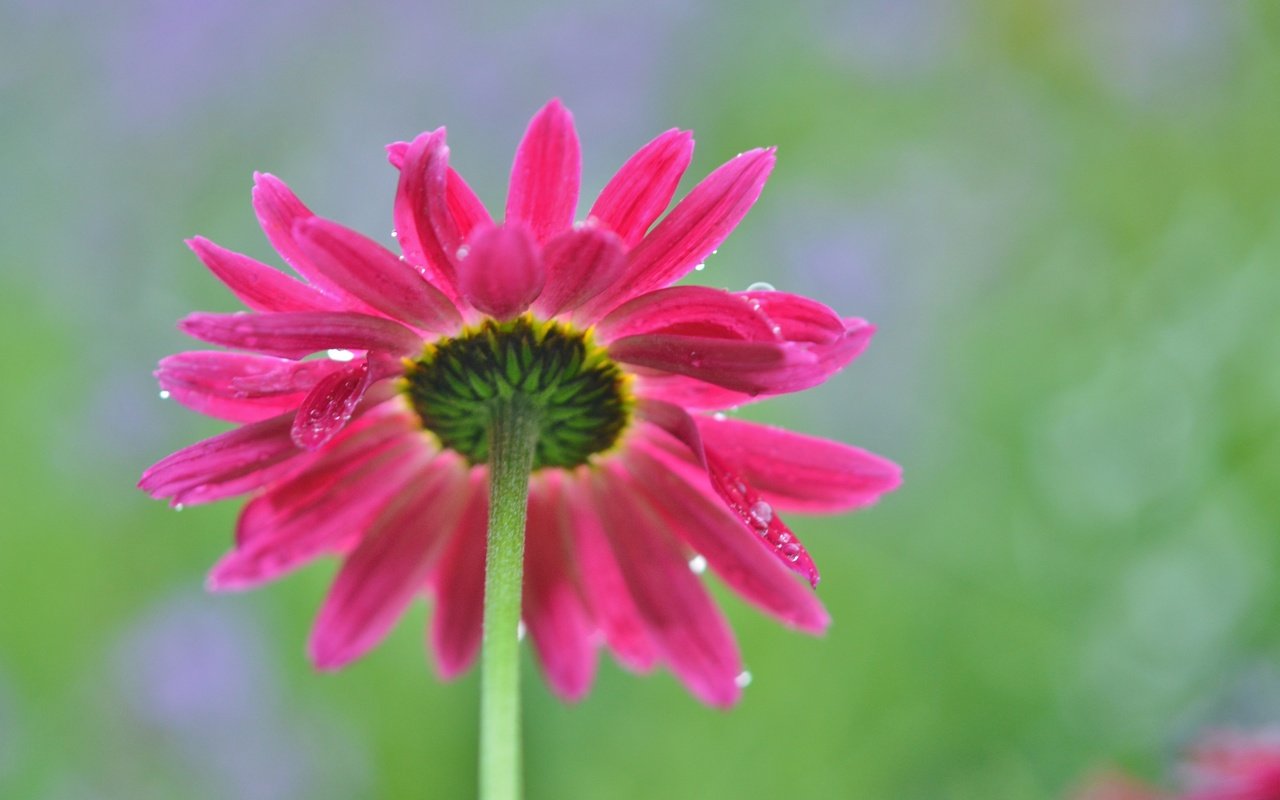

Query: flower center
402;315;632;470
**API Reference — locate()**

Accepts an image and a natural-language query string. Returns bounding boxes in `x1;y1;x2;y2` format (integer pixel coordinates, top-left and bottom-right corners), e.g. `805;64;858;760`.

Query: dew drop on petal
517;621;527;641
158;390;171;399
327;349;355;362
456;245;470;260
746;281;775;292
173;503;185;512
390;229;398;238
735;670;752;688
694;263;706;271
749;500;773;531
712;412;727;422
688;555;708;574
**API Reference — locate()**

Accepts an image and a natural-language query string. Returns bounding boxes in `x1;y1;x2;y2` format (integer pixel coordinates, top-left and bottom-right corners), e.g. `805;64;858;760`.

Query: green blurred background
3;1;1279;797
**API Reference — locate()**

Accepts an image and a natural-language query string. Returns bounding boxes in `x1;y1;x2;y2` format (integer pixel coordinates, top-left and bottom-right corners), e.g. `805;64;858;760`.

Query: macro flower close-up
137;98;900;710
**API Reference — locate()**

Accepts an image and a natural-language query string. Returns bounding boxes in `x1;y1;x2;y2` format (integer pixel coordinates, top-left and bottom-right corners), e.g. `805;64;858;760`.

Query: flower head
140;99;900;706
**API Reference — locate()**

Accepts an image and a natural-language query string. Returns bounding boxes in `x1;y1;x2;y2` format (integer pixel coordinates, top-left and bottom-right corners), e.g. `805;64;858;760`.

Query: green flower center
402;315;632;470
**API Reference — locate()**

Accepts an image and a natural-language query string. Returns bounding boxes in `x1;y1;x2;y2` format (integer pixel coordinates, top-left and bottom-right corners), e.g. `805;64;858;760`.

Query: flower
139;99;900;707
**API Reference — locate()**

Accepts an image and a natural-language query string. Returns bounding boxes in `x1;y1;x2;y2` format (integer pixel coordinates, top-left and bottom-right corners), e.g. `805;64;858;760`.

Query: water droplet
712;412;727;422
688;555;708;574
327;349;355;362
456;245;470;260
770;325;782;335
173;503;185;512
398;255;406;261
390;229;399;238
693;263;706;271
750;500;773;529
710;249;719;256
735;670;753;688
517;621;527;641
158;390;171;399
745;281;775;292
781;543;802;560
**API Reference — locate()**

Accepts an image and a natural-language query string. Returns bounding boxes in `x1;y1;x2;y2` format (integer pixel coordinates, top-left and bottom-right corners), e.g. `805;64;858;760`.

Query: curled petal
291;359;374;450
389;140;491;238
583;148;775;318
178;311;423;359
595;285;777;343
624;444;829;632
637;399;820;587
308;457;469;669
524;477;597;701
186;237;343;313
506;99;581;243
695;415;901;513
393;130;465;299
429;472;488;679
589;466;743;707
533;226;626;318
294;217;461;333
588;129;694;246
457;224;545;320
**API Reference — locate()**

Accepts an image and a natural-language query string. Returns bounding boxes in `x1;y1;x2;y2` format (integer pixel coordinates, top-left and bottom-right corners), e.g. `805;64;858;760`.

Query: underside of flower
402;315;632;469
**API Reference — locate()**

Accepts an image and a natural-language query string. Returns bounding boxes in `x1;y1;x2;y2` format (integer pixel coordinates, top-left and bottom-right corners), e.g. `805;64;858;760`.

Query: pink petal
624;443;830;633
637;399;820;587
559;475;658;671
740;290;846;343
631;370;759;412
608;333;818;395
211;430;426;590
308;457;469;669
178;311;423;358
393;130;465;300
429;471;488;679
155;351;340;422
138;412;303;506
290;359;374;450
524;477;597;701
457;223;545;320
506;99;581;243
589;466;743;707
594;285;777;344
251;173;345;295
446;168;492;238
294;217;462;333
588;129;694;247
695;415;901;513
533;226;626;318
389;139;491;237
582;148;775;319
186;237;343;314
235;409;420;548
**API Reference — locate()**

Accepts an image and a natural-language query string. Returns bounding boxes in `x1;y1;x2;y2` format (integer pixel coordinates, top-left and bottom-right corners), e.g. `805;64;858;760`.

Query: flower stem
480;396;539;800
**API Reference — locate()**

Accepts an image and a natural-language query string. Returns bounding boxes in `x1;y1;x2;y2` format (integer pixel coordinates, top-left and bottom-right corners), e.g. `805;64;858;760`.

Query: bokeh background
3;0;1279;797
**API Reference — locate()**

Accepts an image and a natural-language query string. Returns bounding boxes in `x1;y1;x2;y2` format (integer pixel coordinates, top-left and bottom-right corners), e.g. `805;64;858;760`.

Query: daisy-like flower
139;99;900;708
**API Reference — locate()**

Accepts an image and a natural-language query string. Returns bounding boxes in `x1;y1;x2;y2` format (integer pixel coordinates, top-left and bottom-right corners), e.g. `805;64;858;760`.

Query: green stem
480;396;539;800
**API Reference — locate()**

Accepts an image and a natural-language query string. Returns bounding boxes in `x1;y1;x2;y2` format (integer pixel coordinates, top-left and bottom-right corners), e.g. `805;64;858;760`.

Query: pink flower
139;99;900;706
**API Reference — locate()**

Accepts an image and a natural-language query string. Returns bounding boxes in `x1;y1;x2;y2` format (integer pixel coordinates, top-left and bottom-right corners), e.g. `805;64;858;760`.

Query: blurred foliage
2;0;1279;798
